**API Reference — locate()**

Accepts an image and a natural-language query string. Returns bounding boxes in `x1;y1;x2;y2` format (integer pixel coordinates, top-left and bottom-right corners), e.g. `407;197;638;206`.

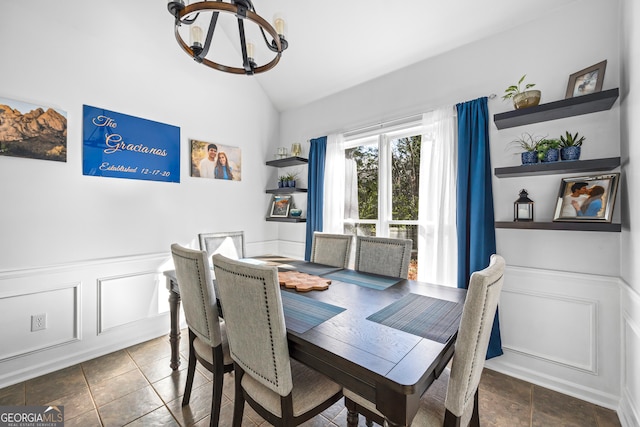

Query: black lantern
514;189;534;221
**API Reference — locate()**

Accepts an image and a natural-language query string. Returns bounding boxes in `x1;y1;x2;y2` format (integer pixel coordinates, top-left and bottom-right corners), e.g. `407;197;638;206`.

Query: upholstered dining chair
354;235;413;279
310;232;352;268
198;231;245;260
343;254;505;427
212;254;343;427
170;244;234;427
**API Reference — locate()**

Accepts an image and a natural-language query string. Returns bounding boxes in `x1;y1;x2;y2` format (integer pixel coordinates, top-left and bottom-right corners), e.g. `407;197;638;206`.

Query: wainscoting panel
620;281;640;427
98;271;165;333
500;289;596;373
485;266;621;408
0;284;79;361
0;253;172;388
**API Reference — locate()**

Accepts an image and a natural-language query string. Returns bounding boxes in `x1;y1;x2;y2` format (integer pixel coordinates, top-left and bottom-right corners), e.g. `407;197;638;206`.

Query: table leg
167;279;181;370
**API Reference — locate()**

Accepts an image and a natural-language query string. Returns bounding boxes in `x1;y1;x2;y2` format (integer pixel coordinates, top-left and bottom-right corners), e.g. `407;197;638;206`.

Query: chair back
354;236;412;278
198;231;245;260
212;254;294;397
310;232;352;268
170;244;223;348
445;254;505;421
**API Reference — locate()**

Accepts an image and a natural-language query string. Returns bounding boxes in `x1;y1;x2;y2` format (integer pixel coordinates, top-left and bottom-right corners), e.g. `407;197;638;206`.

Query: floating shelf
266;188;308;194
495;221;621;232
493;88;619;129
266;217;307;223
266;157;309;167
495;157;620;178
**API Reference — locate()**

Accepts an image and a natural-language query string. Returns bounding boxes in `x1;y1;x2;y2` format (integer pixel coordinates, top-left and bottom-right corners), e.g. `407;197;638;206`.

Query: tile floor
0;330;622;426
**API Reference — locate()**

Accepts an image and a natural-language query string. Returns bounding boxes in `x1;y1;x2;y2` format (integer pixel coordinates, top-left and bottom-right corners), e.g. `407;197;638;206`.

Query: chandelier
167;0;289;75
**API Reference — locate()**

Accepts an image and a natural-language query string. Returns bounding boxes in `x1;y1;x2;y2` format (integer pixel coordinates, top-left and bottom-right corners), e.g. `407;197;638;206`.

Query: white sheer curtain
322;133;345;233
417;108;457;286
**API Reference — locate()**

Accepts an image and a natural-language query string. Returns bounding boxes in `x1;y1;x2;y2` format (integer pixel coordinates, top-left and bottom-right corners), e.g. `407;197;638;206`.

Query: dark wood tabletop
164;257;466;426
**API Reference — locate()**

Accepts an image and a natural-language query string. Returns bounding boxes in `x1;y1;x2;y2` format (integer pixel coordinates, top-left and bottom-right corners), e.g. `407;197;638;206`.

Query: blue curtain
305;136;327;260
456;97;502;359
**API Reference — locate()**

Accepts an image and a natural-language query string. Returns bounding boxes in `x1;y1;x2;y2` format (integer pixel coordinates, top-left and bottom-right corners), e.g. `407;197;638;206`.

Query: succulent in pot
537;138;561;162
559;131;585;161
510;133;542;165
503;75;541;109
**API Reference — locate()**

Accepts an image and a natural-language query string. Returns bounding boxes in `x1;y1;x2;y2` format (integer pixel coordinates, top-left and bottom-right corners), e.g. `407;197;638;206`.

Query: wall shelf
493;88;619;129
266;157;308;167
266;217;306;223
495;221;621;232
266;188;308;194
495;157;620;178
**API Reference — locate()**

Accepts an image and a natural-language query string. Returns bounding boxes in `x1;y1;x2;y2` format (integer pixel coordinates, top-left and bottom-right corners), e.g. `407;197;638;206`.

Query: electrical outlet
31;313;47;332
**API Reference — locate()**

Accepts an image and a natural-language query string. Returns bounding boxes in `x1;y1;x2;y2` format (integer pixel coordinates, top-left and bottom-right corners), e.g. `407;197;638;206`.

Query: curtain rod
321;93;498;140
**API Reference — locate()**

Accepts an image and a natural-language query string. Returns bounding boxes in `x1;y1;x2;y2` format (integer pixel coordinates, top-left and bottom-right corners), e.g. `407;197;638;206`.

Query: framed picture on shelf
553;173;619;222
565;60;607;98
270;195;292;217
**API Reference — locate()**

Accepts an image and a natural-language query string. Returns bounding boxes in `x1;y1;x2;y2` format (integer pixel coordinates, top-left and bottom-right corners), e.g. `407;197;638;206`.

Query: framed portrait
565;60;607;99
190;139;242;181
553;173;619;222
270;195;292;217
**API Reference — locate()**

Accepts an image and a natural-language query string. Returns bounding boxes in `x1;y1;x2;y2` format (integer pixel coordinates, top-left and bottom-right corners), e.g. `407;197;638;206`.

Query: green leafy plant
502;75;536;100
536;138;561;161
559;131;585;147
509;133;543;152
278;174;287;183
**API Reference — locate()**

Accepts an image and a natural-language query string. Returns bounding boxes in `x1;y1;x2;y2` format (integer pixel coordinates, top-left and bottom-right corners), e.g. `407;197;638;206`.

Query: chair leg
470;389;480;427
345;397;359;427
209;345;225;427
232;365;245;427
182;330;197;406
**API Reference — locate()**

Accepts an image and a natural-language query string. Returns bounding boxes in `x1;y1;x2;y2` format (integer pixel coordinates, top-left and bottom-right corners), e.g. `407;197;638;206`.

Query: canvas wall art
83;105;180;183
190;139;242;181
0;97;67;162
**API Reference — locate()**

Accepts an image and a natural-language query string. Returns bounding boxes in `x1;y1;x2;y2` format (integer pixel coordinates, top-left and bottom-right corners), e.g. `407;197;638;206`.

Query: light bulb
274;17;285;36
190;25;203;48
246;42;255;60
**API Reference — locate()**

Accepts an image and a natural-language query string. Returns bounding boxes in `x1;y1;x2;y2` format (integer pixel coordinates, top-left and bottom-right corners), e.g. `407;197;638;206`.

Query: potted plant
559;131;585;161
278;175;287;188
537;138;561;162
285;170;300;187
510;133;542;165
502;75;541;110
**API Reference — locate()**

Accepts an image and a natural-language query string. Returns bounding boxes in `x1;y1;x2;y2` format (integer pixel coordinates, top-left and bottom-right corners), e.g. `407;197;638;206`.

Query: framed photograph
553;173;619;222
270;195;292;217
190;139;242;181
1;96;67;162
565;60;607;98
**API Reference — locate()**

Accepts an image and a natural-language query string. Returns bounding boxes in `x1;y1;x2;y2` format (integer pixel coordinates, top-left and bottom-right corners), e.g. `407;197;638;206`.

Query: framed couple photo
553;173;619;222
565;60;607;99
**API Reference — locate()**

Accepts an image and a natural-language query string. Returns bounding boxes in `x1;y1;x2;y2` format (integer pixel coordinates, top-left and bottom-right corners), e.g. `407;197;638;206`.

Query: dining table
164;256;466;427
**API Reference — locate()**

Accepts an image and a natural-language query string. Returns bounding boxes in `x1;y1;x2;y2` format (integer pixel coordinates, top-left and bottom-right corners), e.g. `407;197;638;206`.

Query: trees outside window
344;127;422;279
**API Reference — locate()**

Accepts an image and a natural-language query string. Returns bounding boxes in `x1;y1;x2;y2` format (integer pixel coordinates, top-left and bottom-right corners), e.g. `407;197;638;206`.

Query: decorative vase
560;146;581;161
513;90;541;110
287;180;296;187
541;148;559;163
521;151;538;165
290;208;302;217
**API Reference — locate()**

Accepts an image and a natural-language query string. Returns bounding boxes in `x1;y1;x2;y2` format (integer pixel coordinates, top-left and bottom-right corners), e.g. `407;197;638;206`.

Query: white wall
0;0;282;386
620;0;640;425
281;0;631;418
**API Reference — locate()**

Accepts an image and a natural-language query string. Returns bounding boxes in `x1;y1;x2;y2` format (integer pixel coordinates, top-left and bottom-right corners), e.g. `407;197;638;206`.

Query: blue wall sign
83;105;180;183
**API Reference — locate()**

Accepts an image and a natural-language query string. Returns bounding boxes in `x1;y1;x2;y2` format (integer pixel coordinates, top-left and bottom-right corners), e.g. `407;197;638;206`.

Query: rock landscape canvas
0;97;67;162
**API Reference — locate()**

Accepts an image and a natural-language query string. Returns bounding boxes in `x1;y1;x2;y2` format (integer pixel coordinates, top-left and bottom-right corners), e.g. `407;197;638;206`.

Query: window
343;123;423;279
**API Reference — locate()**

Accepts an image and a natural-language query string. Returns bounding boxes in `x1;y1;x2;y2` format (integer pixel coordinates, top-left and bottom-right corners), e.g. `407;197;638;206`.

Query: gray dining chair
344;254;505;427
198;231;245;260
212;254;343;427
310;232;352;268
354;235;413;279
170;244;234;427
